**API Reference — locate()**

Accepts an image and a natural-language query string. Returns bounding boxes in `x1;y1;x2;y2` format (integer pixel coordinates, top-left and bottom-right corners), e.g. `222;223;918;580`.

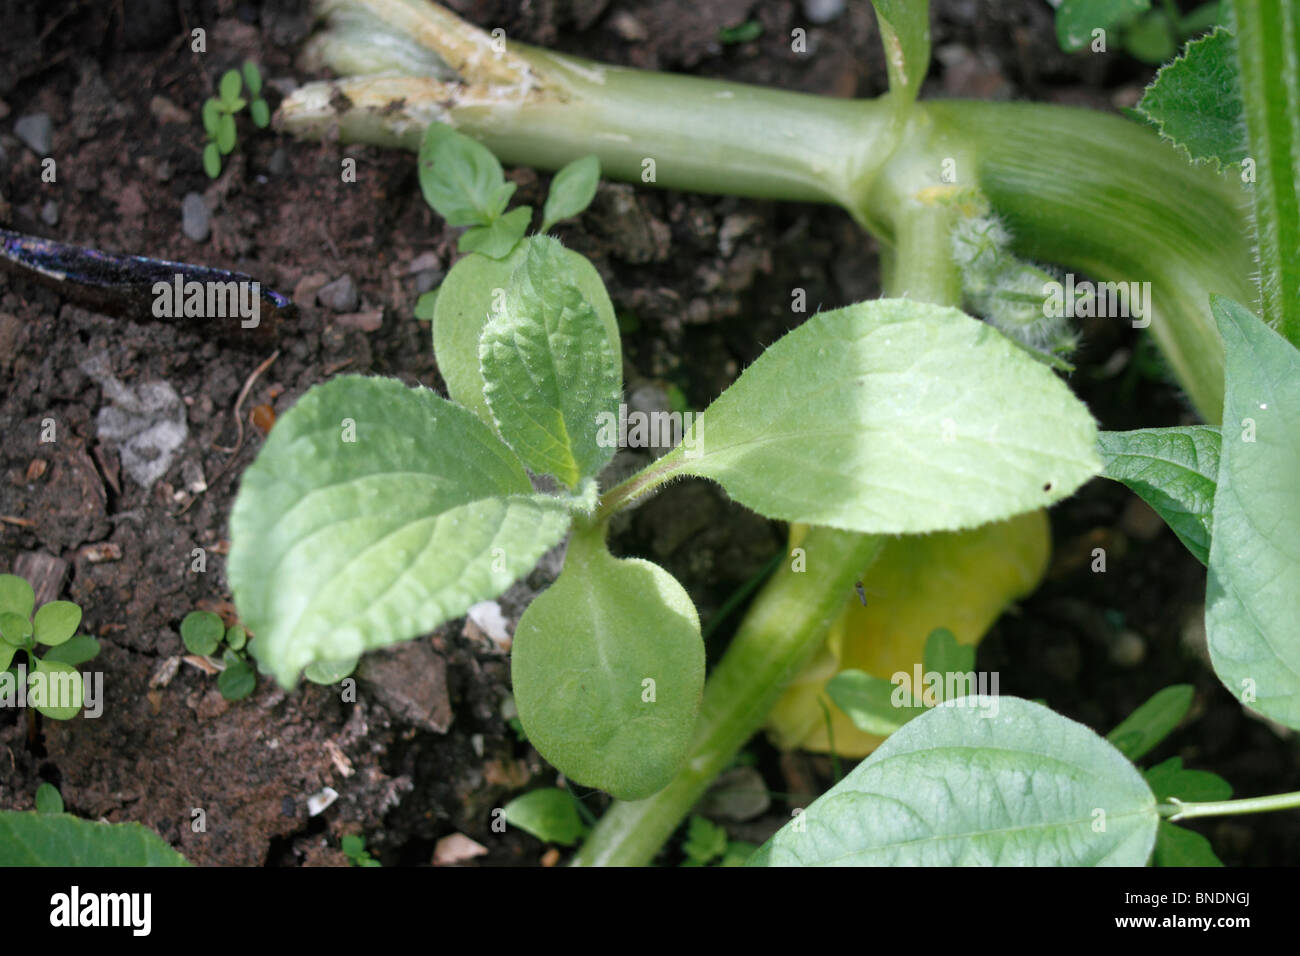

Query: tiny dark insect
0;226;292;346
854;581;868;606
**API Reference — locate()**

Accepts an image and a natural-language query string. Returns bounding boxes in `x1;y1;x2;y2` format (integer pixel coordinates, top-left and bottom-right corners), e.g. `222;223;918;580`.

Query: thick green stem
1163;789;1300;821
570;529;884;867
1229;0;1300;343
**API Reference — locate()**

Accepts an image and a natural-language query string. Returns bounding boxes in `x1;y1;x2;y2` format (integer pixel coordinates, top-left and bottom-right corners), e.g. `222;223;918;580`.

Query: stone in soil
317;275;359;313
181;192;210;242
13;113;51;155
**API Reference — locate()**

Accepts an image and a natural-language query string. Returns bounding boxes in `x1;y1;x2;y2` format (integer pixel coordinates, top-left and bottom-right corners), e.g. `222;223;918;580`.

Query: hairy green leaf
418;121;513;227
542;156;601;233
1206;296;1300;729
458;206;532;259
480;237;621;486
503;788;588;846
1136;28;1246;167
870;0;932;112
750;697;1157;866
1098;426;1219;564
512;529;704;800
677;299;1100;534
1056;0;1150;52
229;375;570;686
0;812;189;866
1106;685;1194;760
432;239;619;432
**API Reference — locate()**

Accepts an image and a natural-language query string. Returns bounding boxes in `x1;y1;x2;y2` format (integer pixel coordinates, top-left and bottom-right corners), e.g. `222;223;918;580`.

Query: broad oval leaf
0;573;35;618
433;239;619;431
1205;296;1300;729
0;812;189;866
751;697;1157;866
1098;426;1219;565
511;530;704;800
28;658;82;720
542;155;601;233
41;634;99;667
229;375;570;687
33;601;81;647
180;610;223;656
480;236;621;487
678;299;1100;533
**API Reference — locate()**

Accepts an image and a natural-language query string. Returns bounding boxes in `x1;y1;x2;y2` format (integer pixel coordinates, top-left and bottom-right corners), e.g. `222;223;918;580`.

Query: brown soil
1;0;1294;866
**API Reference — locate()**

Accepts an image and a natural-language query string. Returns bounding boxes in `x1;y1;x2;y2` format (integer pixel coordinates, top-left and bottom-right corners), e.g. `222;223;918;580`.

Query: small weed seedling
1052;0;1220;63
340;834;381;867
0;573;100;720
180;610;256;701
201;61;270;178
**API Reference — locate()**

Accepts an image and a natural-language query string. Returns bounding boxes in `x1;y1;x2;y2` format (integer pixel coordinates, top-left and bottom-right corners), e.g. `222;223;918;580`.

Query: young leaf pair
417;121;600;261
0;574;99;720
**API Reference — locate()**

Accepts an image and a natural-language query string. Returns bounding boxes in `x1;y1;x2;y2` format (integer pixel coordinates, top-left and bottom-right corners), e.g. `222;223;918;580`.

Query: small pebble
40;200;58;226
267;147;289;177
336;309;383;332
181;192;210;242
802;0;845;24
415;269;444;293
1110;630;1147;668
318;274;359;312
293;271;330;307
14;113;52;156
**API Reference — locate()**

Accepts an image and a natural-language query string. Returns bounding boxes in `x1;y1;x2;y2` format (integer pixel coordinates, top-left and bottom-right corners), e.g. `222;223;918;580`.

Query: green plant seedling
229;121;1100;804
0;573;99;720
201;61;270;178
503;787;589;847
0;804;188;866
179;609;260;701
1053;0;1220;63
340;834;381;866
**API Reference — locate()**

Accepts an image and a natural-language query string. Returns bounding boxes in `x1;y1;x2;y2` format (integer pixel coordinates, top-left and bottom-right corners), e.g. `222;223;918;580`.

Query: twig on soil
0;515;37;528
172;349;280;518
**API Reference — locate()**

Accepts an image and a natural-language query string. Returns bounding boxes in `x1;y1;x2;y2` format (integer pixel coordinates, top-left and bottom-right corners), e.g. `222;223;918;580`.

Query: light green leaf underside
1136;28;1247;168
679;299;1100;534
750;697;1157;866
480;236;621;486
433;239;620;432
0;812;190;866
511;533;704;800
229;375;570;687
1098;427;1219;565
1205;296;1300;729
